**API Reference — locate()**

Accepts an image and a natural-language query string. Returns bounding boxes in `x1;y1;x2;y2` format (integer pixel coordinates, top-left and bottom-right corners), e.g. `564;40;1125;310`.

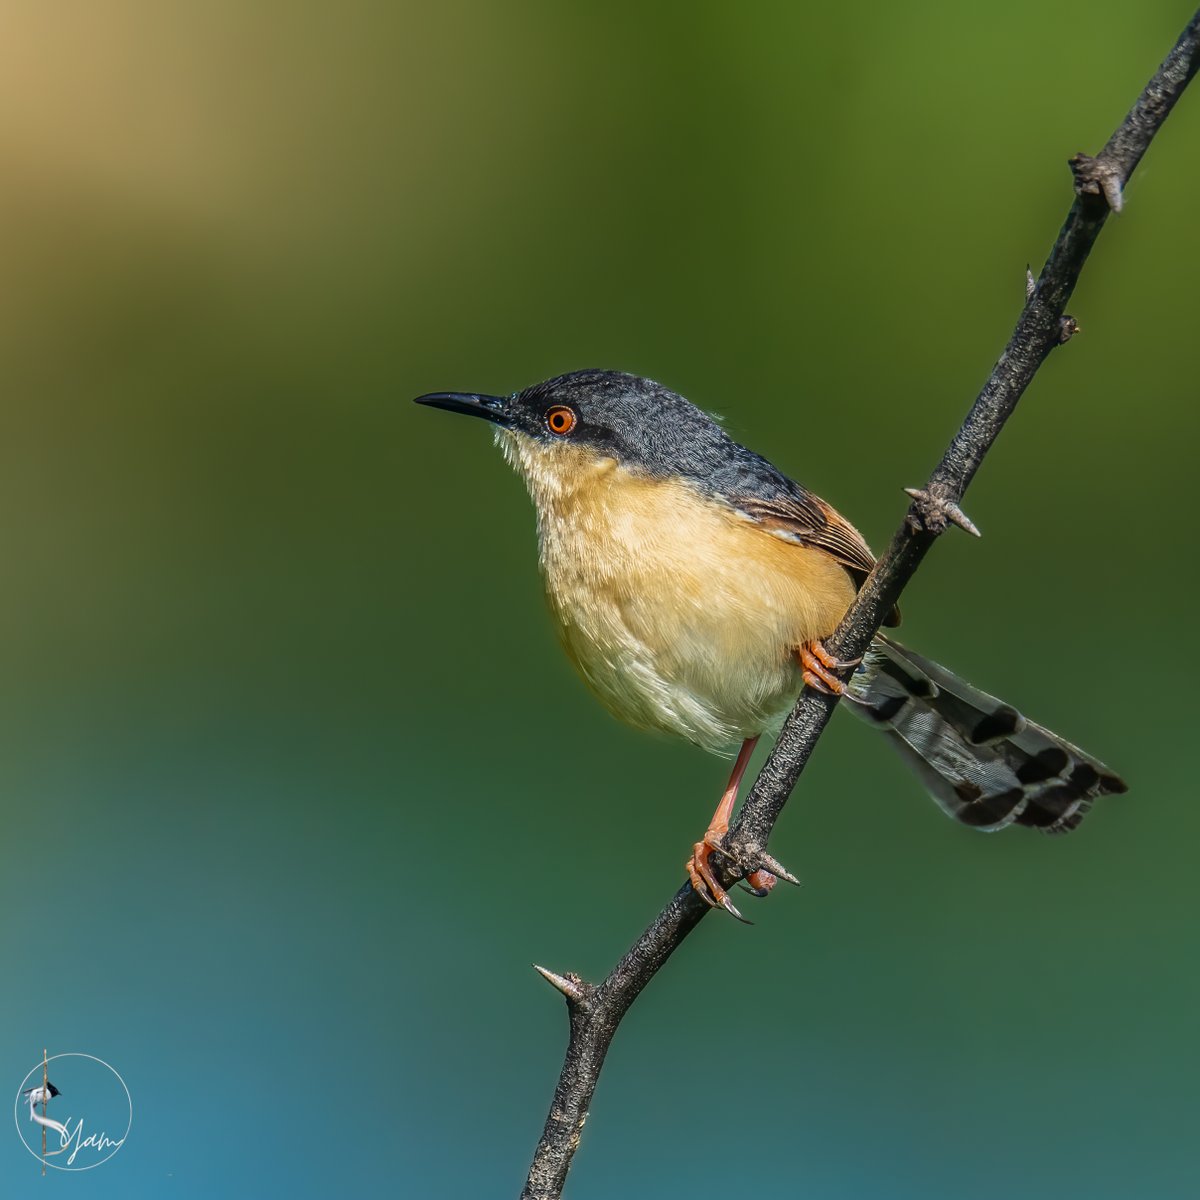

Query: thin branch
520;11;1200;1198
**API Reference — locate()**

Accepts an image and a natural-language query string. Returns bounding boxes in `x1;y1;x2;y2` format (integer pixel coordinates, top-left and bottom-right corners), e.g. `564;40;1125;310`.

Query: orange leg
798;638;861;695
686;736;772;920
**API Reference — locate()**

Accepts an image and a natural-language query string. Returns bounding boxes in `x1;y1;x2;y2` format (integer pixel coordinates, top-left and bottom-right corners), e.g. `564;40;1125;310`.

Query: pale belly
538;474;857;756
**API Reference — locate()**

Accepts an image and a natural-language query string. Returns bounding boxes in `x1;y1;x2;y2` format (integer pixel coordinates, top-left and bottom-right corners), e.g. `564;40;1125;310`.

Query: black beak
413;391;510;427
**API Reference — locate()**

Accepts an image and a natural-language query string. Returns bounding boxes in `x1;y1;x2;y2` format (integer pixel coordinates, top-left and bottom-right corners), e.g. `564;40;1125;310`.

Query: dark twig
520;11;1200;1198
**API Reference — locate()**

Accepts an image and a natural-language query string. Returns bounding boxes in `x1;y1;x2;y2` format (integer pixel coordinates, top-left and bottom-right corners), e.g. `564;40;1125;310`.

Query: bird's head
414;370;739;503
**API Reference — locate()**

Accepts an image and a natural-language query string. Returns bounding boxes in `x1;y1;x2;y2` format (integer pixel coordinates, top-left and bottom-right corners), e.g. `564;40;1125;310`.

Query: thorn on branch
755;850;802;887
904;486;981;538
533;964;592;1007
1025;267;1036;301
1058;315;1081;343
1069;153;1124;212
716;839;802;890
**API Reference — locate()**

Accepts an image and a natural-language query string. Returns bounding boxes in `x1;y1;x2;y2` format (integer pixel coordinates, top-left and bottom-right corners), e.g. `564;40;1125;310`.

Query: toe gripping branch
798;639;862;696
688;838;801;923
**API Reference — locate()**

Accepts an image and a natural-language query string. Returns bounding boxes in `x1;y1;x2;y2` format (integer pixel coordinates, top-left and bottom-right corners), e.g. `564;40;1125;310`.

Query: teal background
1;2;1196;1196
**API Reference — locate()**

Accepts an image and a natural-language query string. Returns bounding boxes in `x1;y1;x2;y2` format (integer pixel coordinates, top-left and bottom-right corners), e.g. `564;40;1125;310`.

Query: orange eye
545;405;577;436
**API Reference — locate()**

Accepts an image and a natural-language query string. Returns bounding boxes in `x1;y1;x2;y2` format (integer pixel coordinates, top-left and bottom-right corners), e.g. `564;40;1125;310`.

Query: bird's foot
687;830;749;921
739;869;777;898
799;639;860;695
686;836;799;921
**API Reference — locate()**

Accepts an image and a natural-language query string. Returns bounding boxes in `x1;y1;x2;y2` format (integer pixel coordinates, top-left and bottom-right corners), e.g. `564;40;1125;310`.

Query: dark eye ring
546;405;577;436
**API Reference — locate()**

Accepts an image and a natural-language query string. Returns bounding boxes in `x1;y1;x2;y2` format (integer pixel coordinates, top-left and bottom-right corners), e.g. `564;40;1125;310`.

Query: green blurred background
1;2;1196;1196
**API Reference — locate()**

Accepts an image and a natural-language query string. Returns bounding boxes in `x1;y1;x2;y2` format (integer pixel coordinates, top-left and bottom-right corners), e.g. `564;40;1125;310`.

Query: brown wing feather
733;492;901;627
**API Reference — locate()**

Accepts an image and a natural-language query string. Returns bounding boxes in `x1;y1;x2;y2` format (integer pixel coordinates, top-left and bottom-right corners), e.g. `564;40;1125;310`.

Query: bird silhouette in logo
23;1080;69;1147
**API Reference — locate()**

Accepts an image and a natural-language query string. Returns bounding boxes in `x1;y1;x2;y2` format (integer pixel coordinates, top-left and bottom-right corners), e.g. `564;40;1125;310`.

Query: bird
22;1081;69;1149
414;369;1126;919
22;1082;60;1107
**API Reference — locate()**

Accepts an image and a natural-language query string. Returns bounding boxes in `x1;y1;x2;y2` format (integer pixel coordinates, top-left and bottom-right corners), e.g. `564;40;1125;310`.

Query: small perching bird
22;1082;60;1108
415;370;1126;918
23;1080;69;1148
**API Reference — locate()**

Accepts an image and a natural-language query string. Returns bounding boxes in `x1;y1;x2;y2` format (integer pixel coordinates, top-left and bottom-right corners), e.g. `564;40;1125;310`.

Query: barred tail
847;635;1127;833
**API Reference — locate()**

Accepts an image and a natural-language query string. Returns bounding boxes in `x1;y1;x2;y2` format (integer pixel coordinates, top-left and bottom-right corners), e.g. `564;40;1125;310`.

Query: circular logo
13;1053;131;1171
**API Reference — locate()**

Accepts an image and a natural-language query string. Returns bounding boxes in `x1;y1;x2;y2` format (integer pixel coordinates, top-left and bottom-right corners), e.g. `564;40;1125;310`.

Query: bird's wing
727;487;901;626
731;490;876;578
699;440;898;623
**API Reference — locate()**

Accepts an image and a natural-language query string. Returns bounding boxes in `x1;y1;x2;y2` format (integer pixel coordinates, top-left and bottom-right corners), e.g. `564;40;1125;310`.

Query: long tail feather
847;635;1127;833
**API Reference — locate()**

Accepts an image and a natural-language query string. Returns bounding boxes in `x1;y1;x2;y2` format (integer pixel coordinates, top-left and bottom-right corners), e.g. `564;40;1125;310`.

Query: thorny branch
520;11;1200;1198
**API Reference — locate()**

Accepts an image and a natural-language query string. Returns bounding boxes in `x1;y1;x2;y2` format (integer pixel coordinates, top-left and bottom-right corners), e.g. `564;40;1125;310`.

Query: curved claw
799;639;857;695
717;892;752;923
687;840;750;922
739;880;772;898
